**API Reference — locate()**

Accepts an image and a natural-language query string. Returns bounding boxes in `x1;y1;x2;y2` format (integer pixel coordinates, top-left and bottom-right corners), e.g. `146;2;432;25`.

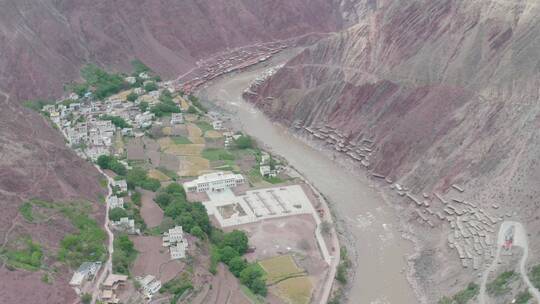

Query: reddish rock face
249;1;540;299
0;0;342;102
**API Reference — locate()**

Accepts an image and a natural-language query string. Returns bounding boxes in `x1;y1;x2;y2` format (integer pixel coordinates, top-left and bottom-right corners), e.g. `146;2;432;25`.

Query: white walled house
183;172;245;193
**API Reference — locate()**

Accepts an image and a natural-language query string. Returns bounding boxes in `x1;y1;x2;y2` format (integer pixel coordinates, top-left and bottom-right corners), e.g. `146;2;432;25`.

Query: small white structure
183;172;245;193
139;72;150;80
162;226;188;260
260;152;270;165
212;120;223;130
112;180;128;193
136;275;162;299
125;76;137;84
69;261;102;288
170;242;187;260
107;195;124;209
259;165;277;178
111;217;139;235
170;113;184;125
121;128;133;137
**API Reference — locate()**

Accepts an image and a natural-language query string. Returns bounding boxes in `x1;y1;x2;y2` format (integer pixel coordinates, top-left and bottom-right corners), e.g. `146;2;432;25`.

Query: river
199;63;418;304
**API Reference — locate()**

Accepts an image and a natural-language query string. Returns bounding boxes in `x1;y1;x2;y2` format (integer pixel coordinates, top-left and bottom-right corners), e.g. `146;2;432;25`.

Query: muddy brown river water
199;63;418;304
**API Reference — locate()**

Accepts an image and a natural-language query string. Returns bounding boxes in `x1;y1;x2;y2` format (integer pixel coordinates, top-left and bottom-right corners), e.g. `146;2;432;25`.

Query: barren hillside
247;0;540;301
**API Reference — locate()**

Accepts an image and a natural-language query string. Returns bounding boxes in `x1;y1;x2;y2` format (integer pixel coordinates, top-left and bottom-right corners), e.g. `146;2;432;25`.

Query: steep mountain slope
0;1;345;303
0;0;342;101
248;0;540;300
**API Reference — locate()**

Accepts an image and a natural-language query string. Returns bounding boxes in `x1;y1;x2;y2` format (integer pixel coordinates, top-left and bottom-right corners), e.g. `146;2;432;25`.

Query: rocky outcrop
249;0;540;300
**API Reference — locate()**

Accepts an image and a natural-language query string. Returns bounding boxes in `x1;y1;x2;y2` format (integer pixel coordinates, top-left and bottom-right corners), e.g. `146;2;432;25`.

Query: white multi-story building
136;275;162;299
107;195;124;209
162;226;188;260
111;217;139;235
183;172;245;193
170;242;187;260
112;180;128;193
170;113;184;125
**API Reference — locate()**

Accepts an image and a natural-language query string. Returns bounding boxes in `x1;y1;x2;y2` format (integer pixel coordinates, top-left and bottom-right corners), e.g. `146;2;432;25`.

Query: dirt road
479;221;540;304
90;166;115;304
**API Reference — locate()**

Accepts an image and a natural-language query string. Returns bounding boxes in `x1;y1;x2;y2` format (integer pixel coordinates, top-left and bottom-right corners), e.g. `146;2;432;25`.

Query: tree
221;230;249;255
155;193;172;208
190;226;205;239
109;208;128;221
131;191;141;206
218;246;239;264
250;277;267;296
138;101;149;112
235;135;254;149
127;92;138;102
81;293;92;304
144;82;158;92
228;256;247;277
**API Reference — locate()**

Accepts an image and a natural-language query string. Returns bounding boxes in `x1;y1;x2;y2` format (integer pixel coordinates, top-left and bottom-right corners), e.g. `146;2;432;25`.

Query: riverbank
198;61;419;303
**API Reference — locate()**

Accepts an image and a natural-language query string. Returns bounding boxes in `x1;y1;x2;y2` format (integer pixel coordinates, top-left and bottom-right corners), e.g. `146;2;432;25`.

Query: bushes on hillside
112;234;137;275
126;168;161;192
97;155;127;176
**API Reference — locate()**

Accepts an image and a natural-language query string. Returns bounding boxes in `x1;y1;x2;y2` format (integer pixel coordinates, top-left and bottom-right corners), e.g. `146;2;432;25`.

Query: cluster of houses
162;226;188;260
42;77;179;161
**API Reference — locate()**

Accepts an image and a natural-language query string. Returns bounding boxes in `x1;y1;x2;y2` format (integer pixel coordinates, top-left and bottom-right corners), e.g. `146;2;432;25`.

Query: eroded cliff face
249;0;540;300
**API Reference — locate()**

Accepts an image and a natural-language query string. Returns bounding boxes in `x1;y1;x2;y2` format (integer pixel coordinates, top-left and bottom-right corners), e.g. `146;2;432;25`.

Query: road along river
199;64;418;304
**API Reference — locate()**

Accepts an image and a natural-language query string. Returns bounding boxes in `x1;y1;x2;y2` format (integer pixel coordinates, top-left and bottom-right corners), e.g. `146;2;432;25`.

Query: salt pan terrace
204;185;316;228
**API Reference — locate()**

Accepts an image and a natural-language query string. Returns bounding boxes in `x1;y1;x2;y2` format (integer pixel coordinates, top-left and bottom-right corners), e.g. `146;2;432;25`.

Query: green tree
235;135;254;149
219;246;239;264
131;191;141;206
81;293;92;304
109;208;128;221
127;92;138;102
144;82;158;92
227;256;247;277
221;230;249;255
138;101;149;112
190;226;205;239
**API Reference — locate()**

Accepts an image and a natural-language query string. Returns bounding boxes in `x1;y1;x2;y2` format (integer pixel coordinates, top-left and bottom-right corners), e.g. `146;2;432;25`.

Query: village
39;61;340;304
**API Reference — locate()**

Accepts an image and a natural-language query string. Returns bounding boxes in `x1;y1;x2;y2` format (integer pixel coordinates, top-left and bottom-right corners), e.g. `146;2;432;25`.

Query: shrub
127;92;138;102
109;208;128;221
131;191;141;206
235;135;254;149
144;82;158;92
97;155;127;176
112;234;137;275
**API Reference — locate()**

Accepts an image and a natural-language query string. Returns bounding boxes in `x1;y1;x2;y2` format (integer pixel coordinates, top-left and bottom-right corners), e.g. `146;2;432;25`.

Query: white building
107;195;124;209
183;172;245;193
212;120;223;130
112;180;128;193
136;275;162;299
162;226;188;260
69;262;102;288
170;242;187;260
125;76;137;84
259;165;277;178
170;113;184;125
111;217;139;235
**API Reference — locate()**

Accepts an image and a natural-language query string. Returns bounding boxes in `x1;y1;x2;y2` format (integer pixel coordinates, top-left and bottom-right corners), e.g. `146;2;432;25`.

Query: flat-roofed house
183;172;245;193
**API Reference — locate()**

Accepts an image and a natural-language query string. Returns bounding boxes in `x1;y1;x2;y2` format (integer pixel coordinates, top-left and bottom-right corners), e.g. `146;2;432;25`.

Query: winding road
90;167;115;304
479;221;540;304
